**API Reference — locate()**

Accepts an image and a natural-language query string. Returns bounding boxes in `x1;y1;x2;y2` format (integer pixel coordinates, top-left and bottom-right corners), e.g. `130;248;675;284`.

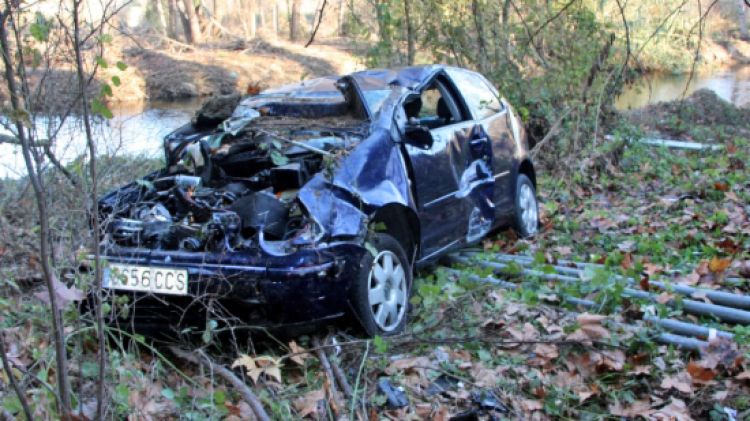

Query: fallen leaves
565;313;610;344
231;354;282;384
686;361;717;384
708;256;732;273
660;372;693;395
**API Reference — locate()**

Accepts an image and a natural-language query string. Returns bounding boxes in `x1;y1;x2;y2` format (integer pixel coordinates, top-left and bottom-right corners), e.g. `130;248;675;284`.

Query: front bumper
99;243;367;328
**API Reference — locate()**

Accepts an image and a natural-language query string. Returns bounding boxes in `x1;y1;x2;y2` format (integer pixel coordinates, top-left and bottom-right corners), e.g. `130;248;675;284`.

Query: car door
445;68;518;219
401;74;494;261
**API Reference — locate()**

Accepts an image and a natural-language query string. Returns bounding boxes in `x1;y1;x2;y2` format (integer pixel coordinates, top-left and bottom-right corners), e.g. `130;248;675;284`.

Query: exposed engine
100;102;367;254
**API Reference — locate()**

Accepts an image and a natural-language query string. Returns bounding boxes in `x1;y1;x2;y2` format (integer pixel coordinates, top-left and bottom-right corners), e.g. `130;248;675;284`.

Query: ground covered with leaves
1;94;750;420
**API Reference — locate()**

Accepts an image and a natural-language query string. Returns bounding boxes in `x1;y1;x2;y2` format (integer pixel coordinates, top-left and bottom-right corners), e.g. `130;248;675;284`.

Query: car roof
259;65;450;97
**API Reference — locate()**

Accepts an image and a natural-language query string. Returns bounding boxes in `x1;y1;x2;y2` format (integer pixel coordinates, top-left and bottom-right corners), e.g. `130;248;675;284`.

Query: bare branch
169;347;272;421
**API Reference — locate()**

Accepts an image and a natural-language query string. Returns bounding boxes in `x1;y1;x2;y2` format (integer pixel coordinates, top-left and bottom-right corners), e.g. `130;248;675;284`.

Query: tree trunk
472;0;488;72
0;9;72;420
167;0;179;39
155;0;168;35
182;0;202;44
258;0;265;29
338;0;346;36
739;0;748;40
374;0;392;59
403;0;415;65
273;1;279;37
249;0;257;38
289;0;301;41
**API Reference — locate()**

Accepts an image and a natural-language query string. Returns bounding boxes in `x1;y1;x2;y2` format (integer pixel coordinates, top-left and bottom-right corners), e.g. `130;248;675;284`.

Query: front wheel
350;233;412;336
513;174;539;238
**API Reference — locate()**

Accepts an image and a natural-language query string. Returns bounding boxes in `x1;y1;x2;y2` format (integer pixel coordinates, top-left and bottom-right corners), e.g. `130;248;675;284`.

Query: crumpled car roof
258;65;444;96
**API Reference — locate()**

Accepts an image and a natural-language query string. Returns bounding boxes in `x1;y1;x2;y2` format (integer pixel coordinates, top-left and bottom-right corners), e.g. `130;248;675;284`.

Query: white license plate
104;264;188;296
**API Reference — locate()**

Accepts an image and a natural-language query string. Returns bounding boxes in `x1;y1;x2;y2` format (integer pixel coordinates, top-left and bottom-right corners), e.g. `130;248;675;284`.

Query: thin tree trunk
472;0;488;72
289;0;301;41
338;0;345;36
257;0;265;29
71;2;107;419
155;0;168;35
182;0;201;43
403;0;415;65
167;0;179;38
0;5;72;419
273;1;279;37
249;0;257;38
0;332;33;421
739;0;748;40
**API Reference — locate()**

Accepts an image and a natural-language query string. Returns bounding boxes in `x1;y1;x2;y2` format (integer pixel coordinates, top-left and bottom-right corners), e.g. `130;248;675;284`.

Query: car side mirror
403;123;433;149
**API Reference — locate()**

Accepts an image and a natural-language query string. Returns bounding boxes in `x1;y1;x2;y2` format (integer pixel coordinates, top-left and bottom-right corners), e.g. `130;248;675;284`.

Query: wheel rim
519;184;538;235
367;250;408;332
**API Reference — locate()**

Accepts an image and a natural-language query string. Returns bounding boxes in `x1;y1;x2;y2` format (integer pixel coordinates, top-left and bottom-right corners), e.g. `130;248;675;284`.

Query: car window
403;78;463;130
446;68;503;120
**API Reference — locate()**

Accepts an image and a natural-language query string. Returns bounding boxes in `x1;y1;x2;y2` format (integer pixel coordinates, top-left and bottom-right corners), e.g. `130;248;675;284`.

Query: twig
305;0;328;48
169;347;271;421
0;332;33;421
312;336;346;415
530;107;572;159
330;351;353;399
350;340;369;420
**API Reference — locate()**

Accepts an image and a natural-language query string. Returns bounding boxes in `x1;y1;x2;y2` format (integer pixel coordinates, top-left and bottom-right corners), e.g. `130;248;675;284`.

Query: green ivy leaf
372;335;388;353
91;98;113;119
100;83;113;97
95;56;108;68
116;61;128;71
111;75;121;87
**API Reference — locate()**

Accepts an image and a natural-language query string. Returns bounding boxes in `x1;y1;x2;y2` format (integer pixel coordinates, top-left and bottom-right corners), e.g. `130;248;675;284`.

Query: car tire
513;174;539;238
350;233;412;337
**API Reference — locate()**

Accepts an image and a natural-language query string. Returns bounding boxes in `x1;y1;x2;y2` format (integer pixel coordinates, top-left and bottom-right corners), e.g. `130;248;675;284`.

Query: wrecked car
97;65;539;336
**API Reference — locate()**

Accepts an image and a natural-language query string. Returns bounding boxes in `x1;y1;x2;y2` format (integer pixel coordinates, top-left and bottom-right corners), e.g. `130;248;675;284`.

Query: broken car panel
97;65;538;334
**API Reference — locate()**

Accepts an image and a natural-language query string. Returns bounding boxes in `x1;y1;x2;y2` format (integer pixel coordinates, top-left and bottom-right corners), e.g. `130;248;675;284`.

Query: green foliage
91;98;113;119
30;12;51;42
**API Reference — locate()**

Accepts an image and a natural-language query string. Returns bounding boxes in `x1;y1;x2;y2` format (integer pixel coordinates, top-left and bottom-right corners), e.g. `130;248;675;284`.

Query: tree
290;0;301;41
403;0;415;64
181;0;202;43
738;0;748;40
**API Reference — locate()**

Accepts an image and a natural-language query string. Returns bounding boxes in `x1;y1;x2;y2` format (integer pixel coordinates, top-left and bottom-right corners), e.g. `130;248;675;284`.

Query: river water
616;66;750;110
2;68;749;179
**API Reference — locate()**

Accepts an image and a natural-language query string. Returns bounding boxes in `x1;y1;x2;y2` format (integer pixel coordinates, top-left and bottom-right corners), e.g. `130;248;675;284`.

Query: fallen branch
329;350;353;399
0;332;33;421
529;107;572;159
169;347;271;421
312;336;346;415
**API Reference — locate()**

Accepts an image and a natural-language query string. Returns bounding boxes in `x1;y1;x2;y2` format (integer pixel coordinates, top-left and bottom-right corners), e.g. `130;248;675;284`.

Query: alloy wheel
367;250;408;332
519;183;538;235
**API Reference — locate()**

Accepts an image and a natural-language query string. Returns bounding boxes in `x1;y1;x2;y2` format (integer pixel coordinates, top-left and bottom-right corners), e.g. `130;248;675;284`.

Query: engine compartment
100;96;368;254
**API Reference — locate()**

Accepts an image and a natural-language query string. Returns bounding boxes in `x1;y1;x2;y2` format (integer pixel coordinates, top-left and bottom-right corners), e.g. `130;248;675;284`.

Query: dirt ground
115;35;363;102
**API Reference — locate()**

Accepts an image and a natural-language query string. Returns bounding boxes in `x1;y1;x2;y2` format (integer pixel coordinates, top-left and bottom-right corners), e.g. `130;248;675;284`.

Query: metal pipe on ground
447;255;750;325
468;253;750;310
443;268;711;350
462;250;747;288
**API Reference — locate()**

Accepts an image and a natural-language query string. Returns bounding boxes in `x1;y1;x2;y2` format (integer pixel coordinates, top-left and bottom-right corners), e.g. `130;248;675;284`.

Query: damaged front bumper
99;242;367;330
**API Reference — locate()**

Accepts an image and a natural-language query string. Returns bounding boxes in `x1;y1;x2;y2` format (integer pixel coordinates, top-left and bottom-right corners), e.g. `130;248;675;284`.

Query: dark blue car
98;65;538;336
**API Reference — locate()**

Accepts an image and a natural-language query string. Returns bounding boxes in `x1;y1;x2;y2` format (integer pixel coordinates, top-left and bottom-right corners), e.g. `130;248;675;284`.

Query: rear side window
446;68;503;120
